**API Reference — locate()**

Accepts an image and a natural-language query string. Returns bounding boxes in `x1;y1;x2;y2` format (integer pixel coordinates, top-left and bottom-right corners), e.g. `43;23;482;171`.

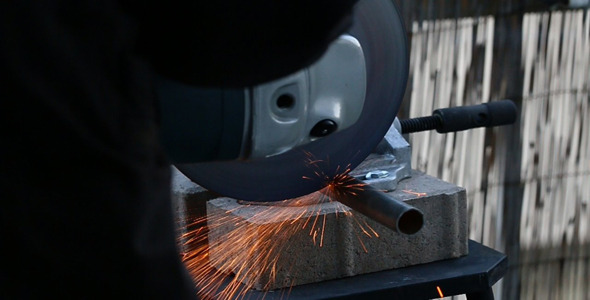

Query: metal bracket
350;118;412;192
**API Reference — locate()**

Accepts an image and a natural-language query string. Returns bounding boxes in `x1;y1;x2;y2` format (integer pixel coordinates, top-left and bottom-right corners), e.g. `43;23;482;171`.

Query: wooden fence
396;1;590;298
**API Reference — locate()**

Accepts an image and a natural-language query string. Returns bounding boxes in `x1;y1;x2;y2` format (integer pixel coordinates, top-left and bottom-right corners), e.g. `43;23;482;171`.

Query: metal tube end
331;178;425;235
397;208;423;235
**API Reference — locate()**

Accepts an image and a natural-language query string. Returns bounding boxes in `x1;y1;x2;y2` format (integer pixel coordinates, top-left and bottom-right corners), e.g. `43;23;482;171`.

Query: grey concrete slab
205;170;468;290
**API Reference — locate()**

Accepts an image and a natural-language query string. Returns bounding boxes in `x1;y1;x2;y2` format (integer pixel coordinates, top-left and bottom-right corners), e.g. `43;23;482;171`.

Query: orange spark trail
178;152;381;300
436;286;444;298
402;189;427;197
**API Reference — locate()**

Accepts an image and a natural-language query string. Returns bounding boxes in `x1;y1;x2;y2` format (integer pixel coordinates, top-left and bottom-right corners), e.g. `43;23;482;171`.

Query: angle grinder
158;0;517;235
159;0;408;202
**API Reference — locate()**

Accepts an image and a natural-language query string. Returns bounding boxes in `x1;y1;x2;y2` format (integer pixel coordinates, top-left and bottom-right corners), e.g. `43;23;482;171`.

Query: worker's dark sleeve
0;1;196;298
122;0;358;87
0;0;358;298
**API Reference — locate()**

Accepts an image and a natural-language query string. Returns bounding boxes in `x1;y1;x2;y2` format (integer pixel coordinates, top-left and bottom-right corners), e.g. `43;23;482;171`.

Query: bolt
365;170;389;180
310;119;338;137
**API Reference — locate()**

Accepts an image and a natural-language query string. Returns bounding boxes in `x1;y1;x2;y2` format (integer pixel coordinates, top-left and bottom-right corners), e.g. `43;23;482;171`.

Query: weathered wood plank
518;8;590;300
407;16;496;246
520;9;590;250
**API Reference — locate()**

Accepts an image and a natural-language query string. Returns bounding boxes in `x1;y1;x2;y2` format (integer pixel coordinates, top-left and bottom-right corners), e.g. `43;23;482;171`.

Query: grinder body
160;0;410;202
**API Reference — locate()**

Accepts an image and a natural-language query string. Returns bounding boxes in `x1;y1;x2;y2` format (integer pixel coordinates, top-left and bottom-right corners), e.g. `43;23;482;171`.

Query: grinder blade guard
174;0;409;202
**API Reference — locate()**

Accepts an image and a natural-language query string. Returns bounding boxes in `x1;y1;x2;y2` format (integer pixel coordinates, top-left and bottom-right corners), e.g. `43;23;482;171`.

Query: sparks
178;151;380;300
436;286;444;298
402;189;427;197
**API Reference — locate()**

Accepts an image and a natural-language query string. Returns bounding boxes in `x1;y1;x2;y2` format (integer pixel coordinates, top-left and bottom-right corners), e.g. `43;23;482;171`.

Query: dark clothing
0;0;355;298
127;0;356;87
1;1;197;298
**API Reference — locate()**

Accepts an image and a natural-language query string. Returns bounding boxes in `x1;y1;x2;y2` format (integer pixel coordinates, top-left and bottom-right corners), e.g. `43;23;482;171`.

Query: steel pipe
331;178;424;235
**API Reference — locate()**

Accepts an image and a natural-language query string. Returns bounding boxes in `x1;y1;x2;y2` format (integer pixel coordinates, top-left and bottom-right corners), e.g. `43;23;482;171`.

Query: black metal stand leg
466;288;494;300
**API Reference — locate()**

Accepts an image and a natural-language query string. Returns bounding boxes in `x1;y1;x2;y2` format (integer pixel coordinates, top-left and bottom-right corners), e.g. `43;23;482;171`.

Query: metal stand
244;240;507;300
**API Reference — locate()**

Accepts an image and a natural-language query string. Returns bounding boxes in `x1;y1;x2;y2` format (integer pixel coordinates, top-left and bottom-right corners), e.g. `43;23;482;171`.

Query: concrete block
206;170;468;290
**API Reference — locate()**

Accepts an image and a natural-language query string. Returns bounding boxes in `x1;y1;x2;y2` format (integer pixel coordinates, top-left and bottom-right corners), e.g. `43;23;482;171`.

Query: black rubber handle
400;100;518;134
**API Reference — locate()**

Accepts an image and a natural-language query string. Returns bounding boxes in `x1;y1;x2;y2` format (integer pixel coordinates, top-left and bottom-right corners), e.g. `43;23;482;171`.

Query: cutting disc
176;0;409;201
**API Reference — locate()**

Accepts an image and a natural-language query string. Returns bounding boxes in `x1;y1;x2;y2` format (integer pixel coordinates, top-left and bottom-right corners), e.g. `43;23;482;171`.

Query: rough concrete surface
172;167;219;236
204;170;468;290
